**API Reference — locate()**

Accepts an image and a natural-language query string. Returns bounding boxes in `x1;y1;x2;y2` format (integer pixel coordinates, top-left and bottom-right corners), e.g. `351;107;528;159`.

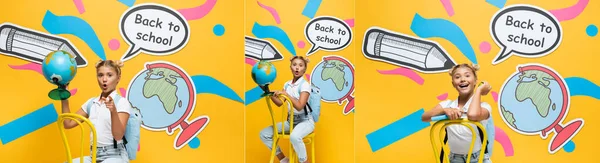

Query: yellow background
0;0;244;162
356;0;599;162
2;0;598;162
244;0;355;162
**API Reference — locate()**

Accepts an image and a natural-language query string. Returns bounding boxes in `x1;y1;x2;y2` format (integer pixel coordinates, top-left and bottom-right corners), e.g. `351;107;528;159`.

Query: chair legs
270;138;280;163
290;149;296;163
288;137;315;163
311;137;315;163
288;139;298;163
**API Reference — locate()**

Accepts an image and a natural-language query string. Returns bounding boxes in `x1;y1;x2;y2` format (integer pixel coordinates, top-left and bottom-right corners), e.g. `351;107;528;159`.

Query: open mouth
102;84;108;89
458;83;469;89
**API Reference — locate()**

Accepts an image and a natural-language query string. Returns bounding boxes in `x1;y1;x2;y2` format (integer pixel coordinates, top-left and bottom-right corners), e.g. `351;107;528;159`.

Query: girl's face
451;67;477;96
97;66;120;94
290;58;307;78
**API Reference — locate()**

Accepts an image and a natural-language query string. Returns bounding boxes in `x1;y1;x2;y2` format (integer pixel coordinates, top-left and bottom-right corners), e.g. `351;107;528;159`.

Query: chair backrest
281;96;295;133
264;95;295;136
429;120;488;163
285;79;322;122
57;113;98;163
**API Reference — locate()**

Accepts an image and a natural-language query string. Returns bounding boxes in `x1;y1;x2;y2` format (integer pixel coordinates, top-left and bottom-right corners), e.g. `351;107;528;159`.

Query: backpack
86;95;142;160
284;79;322;122
438;100;494;162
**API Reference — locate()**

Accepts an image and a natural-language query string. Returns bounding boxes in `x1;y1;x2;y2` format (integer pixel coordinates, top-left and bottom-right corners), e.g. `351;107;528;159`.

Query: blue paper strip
0;104;58;144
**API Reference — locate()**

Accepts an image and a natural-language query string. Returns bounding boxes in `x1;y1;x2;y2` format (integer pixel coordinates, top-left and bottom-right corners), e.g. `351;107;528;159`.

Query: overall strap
477;126;489;154
439;125;489;162
440;129;448;162
113;137;128;148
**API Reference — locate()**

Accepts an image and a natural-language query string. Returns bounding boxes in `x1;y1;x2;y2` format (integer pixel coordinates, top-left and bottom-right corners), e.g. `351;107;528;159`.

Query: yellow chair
265;95;316;163
430;119;487;163
57;113;98;163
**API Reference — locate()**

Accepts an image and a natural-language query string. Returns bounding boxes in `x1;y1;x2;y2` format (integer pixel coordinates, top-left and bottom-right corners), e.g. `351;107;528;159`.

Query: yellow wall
1;0;599;162
244;0;355;162
0;0;244;162
356;0;599;162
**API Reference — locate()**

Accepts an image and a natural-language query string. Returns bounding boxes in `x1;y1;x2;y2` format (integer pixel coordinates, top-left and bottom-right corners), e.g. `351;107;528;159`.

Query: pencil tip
445;60;456;69
274;53;283;60
75;57;87;66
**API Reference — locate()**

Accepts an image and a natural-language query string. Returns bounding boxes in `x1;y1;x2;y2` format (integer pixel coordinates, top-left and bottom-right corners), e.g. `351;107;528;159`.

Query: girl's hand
443;108;463;120
274;90;289;99
273;90;283;97
101;96;117;113
478;81;492;96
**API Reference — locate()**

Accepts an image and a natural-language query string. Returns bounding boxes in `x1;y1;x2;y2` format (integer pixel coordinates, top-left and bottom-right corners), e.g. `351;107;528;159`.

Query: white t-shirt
438;98;492;155
283;77;311;115
82;91;131;146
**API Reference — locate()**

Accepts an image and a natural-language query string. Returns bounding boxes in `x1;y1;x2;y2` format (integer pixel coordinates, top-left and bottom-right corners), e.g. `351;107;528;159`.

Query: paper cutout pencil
245;36;283;61
0;23;87;67
363;27;456;73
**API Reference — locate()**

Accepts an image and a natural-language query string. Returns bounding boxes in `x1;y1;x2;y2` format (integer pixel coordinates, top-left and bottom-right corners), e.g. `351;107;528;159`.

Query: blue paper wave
192;75;243;103
42;10;106;60
118;0;135;7
410;13;477;64
245;86;264;105
486;0;507;8
565;77;600;100
302;0;322;18
252;22;296;56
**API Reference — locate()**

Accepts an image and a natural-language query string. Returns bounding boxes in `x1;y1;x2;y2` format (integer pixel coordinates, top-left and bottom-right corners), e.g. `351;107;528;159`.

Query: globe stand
545;119;584;153
259;84;274;97
48;78;71;100
172;116;209;149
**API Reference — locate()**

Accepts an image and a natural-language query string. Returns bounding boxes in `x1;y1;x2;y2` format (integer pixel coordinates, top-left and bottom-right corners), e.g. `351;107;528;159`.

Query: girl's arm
270;94;284;107
60;100;89;129
467;84;491;121
105;97;129;140
110;111;129;140
422;103;464;121
287;91;309;111
421;104;446;122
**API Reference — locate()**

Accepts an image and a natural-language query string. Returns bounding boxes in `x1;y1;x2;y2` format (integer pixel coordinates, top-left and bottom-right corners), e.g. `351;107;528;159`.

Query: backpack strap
306;104;313;116
283;82;292;103
85;98;93;115
296;79;313;116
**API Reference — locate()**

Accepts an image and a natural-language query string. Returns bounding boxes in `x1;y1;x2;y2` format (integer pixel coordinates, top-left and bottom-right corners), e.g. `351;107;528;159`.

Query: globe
42;50;77;100
128;63;194;129
251;60;277;86
310;56;355;114
499;64;583;153
127;62;209;149
41;50;77;86
311;56;354;101
499;68;564;133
